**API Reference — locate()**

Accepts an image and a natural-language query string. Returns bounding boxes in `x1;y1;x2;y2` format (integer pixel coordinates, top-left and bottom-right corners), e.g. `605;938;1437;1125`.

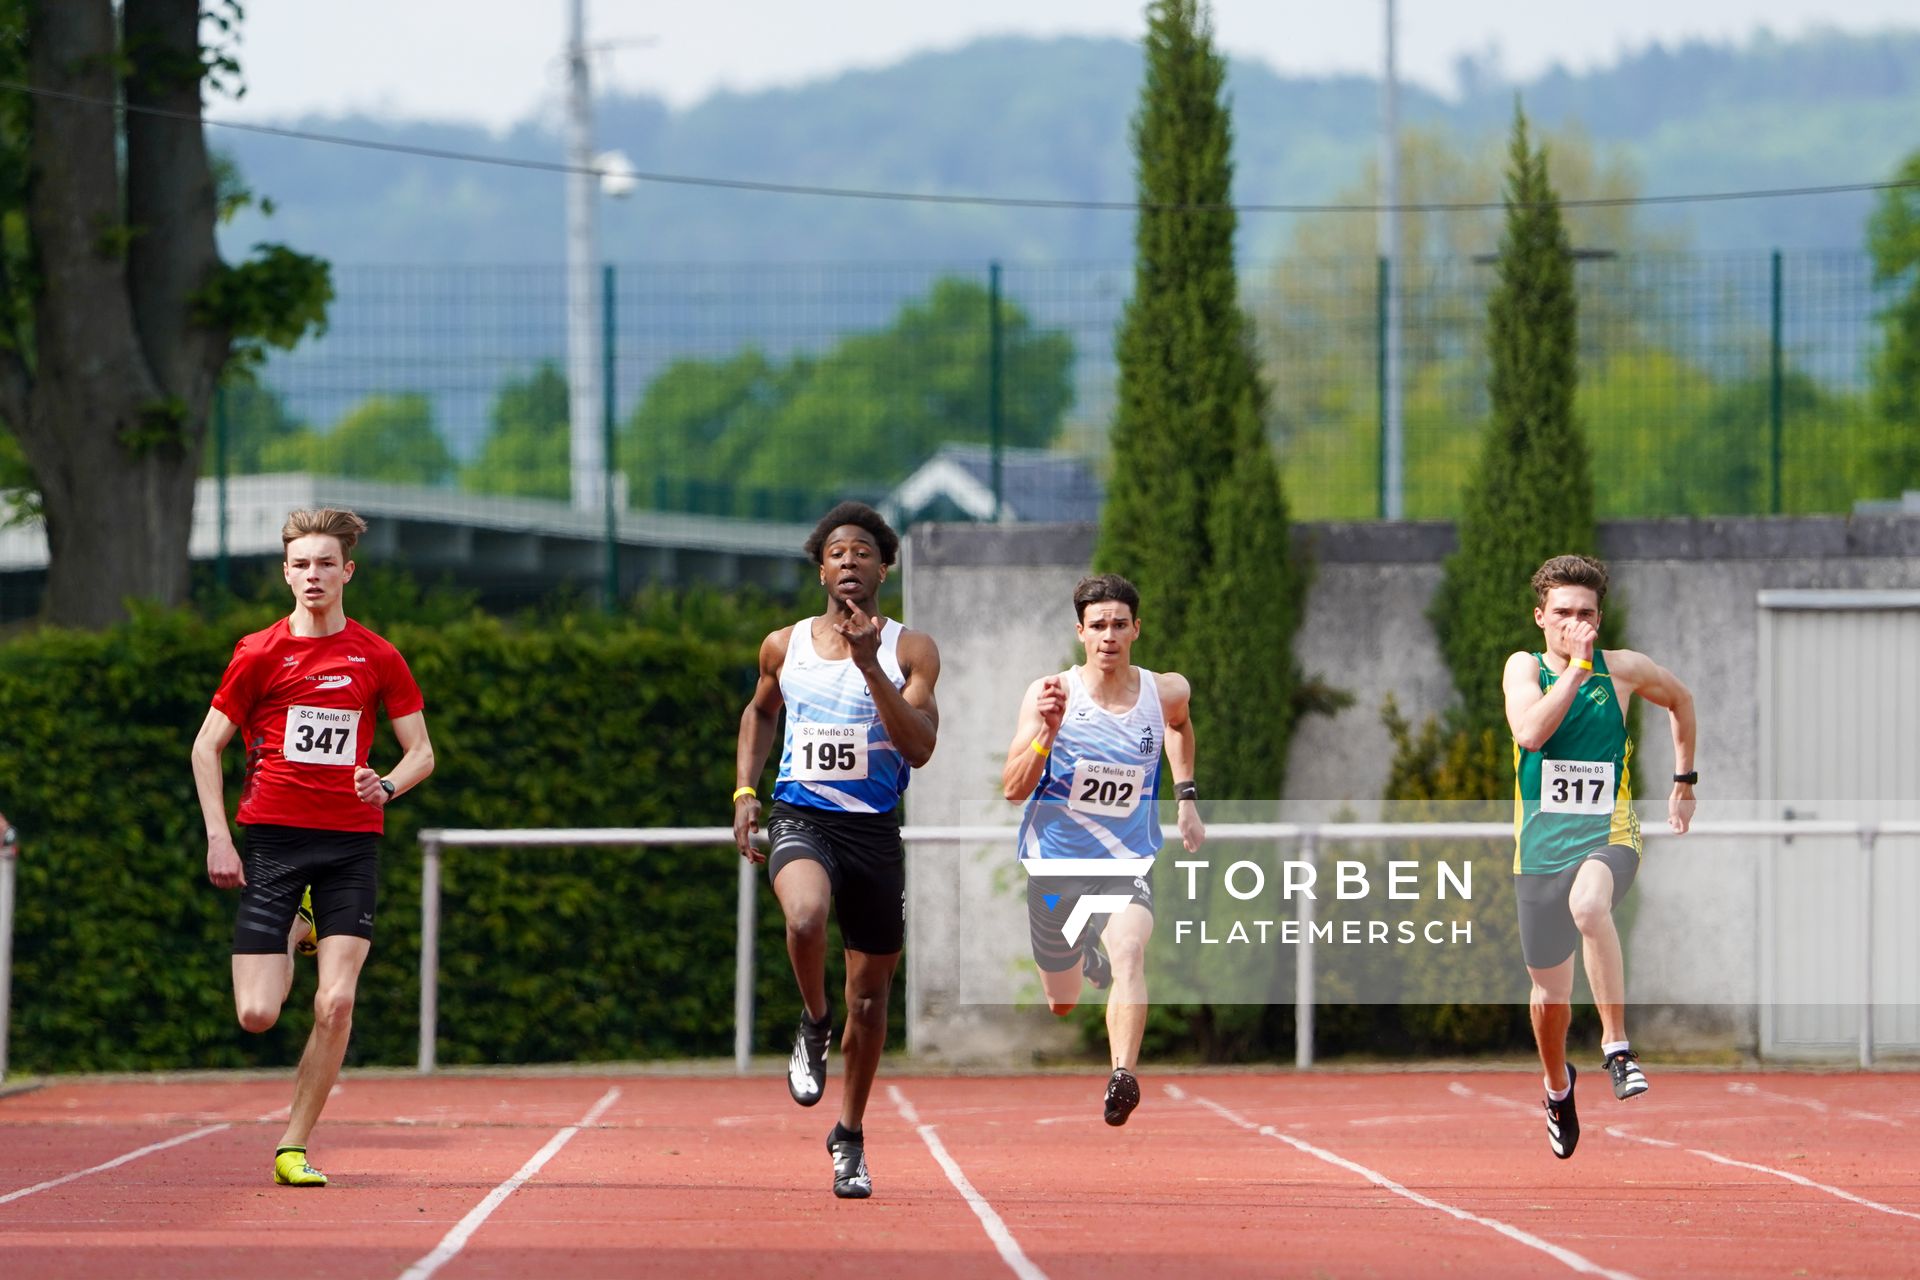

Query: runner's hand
207;830;246;889
354;766;389;807
735;794;765;863
1561;619;1598;665
1176;800;1206;853
1036;675;1067;734
1668;785;1695;834
836;597;883;669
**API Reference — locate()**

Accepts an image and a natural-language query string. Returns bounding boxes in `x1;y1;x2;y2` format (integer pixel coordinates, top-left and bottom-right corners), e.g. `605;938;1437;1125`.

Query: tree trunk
10;0;226;627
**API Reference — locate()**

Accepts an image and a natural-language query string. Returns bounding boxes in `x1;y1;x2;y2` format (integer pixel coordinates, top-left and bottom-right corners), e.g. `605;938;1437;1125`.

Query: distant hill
216;28;1920;266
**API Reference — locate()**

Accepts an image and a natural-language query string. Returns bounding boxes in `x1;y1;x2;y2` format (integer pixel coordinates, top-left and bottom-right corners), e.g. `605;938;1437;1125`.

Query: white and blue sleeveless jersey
774;616;911;814
1018;667;1167;861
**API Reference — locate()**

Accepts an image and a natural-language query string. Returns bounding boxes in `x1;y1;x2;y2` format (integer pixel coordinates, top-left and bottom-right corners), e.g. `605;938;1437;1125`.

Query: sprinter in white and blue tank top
732;502;941;1200
1002;573;1204;1127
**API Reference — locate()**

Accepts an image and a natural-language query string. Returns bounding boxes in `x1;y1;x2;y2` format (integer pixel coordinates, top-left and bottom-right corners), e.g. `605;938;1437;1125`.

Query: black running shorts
1025;869;1155;973
1514;844;1640;970
233;824;379;954
766;801;906;955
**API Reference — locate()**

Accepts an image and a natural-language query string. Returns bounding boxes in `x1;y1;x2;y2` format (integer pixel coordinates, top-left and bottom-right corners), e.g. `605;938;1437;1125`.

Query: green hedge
0;592;895;1074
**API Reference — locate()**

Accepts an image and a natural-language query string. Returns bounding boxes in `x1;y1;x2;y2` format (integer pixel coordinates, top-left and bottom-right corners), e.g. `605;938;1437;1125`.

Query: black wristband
1672;771;1698;785
1173;780;1198;803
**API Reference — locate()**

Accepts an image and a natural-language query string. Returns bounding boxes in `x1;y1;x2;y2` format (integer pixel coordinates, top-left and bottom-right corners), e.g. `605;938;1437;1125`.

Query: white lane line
1450;1080;1920;1224
396;1087;620;1280
1604;1126;1920;1222
888;1085;1049;1280
0;1124;231;1205
1172;1085;1641;1280
1726;1081;1903;1127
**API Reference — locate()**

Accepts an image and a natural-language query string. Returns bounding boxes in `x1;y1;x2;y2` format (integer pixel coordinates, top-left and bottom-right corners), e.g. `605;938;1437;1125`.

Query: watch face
2;825;16;846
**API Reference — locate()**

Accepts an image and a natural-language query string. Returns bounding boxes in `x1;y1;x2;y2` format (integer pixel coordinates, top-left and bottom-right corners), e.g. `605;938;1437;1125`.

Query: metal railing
411;818;1920;1078
0;819;1906;1079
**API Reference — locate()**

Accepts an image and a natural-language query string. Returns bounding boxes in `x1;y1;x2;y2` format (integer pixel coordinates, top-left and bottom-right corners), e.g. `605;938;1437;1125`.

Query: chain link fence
2;251;1907;618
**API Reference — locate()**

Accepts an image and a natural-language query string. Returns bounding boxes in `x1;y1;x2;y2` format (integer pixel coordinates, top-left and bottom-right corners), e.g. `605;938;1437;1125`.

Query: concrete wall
902;515;1920;1060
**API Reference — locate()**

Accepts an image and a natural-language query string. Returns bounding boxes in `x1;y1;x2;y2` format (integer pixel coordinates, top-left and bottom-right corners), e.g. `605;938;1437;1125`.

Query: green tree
1097;0;1306;803
203;379;306;477
1257;123;1673;522
1866;149;1920;490
463;362;571;499
621;278;1074;514
281;394;453;485
0;2;330;626
1430;107;1607;747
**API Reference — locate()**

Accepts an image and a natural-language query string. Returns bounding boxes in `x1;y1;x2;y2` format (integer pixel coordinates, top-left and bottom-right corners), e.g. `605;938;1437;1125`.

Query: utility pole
565;0;605;512
1379;0;1404;520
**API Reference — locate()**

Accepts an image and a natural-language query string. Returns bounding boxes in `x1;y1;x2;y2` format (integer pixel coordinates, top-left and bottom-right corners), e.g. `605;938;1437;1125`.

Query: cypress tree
1429;106;1601;747
1098;0;1305;801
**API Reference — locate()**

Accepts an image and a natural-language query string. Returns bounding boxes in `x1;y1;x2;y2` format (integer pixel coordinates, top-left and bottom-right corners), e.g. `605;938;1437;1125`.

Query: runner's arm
360;711;433;806
733;629;789;859
1609;649;1697;833
1159;672;1205;852
871;629;940;768
1002;675;1064;803
1504;651;1585;750
191;707;245;888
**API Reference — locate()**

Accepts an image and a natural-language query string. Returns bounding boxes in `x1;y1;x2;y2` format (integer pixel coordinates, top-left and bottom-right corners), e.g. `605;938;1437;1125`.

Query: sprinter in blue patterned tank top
1002;573;1204;1127
732;502;941;1200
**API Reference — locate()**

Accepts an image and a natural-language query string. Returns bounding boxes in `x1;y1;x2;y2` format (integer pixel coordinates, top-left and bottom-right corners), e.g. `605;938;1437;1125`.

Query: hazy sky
226;1;1917;130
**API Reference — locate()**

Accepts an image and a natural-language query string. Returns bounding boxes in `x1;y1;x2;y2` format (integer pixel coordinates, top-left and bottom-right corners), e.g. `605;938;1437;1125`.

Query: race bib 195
791;723;870;781
1068;759;1147;818
1540;758;1614;815
283;705;359;766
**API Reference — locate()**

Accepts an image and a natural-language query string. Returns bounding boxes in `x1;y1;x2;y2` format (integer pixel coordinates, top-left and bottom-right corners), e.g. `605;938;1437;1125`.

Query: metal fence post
214;385;231;593
1375;256;1390;520
0;844;15;1080
1295;828;1317;1070
734;853;756;1074
1769;249;1784;515
418;837;442;1074
1858;826;1876;1069
602;263;619;611
988;260;1004;521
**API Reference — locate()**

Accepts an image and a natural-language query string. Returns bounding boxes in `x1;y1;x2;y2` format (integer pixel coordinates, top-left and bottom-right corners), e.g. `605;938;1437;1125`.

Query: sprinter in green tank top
1503;555;1697;1160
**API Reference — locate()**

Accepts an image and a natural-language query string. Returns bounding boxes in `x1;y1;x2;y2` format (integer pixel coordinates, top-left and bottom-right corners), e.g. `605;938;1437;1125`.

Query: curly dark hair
803;501;900;566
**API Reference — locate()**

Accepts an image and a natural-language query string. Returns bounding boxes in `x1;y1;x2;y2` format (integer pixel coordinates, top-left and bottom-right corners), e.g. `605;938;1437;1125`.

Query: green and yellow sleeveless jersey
1512;650;1640;874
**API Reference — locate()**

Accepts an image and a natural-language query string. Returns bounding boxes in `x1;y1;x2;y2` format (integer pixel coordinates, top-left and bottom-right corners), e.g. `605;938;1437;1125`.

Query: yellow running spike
273;1148;327;1187
296;888;318;958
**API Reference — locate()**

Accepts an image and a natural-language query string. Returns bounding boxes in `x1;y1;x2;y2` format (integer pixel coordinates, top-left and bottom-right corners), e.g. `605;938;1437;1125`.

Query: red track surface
3;1070;1916;1278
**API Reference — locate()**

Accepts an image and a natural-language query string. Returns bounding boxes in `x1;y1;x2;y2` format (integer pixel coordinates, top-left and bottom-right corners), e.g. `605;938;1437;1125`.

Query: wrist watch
1673;771;1698;785
379;779;397;799
1;824;16;847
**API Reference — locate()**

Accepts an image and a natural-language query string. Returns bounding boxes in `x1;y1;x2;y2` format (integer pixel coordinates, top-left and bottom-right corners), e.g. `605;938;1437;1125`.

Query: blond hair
282;508;368;558
1530;553;1609;606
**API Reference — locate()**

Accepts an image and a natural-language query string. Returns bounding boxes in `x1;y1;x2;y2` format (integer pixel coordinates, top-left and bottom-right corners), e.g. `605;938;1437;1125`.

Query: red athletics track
2;1070;1916;1279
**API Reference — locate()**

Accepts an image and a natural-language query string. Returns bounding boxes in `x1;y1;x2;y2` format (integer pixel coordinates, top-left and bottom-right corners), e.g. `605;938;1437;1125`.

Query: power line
4;77;1917;216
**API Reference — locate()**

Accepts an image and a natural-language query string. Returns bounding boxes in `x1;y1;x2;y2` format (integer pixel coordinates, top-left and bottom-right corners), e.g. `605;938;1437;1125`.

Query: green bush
0;590;897;1074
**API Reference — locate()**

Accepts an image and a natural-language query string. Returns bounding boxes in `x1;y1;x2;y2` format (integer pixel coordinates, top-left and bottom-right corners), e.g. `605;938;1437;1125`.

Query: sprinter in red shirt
190;508;434;1187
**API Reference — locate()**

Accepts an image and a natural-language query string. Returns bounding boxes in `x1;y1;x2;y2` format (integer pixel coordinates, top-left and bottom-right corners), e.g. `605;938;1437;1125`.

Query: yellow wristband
1030;738;1050;757
731;785;756;803
1571;657;1593;672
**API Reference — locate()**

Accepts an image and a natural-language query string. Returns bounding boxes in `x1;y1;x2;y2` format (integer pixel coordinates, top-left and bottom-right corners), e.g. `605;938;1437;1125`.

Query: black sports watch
1;824;16;848
379;778;397;799
1672;771;1698;785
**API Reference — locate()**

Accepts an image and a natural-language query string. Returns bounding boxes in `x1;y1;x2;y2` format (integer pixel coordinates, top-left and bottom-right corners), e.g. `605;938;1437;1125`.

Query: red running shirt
211;618;425;833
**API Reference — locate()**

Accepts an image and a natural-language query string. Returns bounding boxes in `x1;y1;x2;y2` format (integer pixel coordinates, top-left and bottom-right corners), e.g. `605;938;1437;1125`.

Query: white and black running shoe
1545;1063;1580;1159
1605;1049;1648;1100
787;1008;832;1107
1103;1067;1141;1126
827;1124;872;1199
